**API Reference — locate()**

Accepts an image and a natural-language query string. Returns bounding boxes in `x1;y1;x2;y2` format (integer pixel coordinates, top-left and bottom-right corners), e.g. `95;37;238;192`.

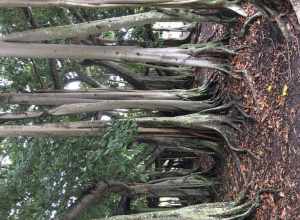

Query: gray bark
2;11;224;43
92;61;193;90
290;0;300;24
0;121;192;137
0;120;107;137
0;42;229;72
48;100;214;115
96;200;255;220
0;100;216;120
0;0;243;10
0;86;211;104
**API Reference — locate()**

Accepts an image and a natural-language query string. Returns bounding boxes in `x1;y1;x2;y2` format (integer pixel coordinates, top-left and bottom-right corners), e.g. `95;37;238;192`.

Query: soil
195;3;300;219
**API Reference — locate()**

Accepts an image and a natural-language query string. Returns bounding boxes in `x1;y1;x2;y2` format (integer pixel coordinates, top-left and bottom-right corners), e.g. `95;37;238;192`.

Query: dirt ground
195;3;300;220
222;4;300;220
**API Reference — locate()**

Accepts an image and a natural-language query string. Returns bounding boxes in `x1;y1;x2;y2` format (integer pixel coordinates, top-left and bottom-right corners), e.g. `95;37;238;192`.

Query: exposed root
239;12;263;38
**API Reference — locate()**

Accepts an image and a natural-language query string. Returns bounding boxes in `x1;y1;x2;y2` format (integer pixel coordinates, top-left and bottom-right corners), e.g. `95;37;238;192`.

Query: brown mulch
222;3;300;220
194;2;300;219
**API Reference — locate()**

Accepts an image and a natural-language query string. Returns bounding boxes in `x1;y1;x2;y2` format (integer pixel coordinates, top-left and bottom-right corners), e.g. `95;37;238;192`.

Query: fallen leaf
281;84;288;96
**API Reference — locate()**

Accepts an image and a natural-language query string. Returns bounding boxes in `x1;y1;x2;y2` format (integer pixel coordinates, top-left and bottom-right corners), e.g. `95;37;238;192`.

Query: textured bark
48;100;214;115
96;200;256;220
135;112;239;149
0;93;102;105
63;174;216;220
0;86;210;104
0;99;217;120
91;61;194;90
130;174;215;198
0;42;230;72
290;0;300;24
0;120;196;137
48;58;63;89
0;0;242;10
139;136;224;156
2;11;222;42
0;120;107;137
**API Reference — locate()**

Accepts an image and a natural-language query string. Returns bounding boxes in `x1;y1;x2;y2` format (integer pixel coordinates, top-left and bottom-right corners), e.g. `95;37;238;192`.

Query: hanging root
240;12;263;38
180;41;236;56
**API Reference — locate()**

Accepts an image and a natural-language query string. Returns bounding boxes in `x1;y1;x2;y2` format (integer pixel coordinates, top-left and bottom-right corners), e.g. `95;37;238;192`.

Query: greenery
0;120;145;219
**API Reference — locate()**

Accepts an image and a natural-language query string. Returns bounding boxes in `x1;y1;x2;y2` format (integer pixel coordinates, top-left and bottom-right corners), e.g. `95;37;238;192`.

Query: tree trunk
92;61;194;90
96;200;256;220
64;181;131;220
0;120;197;137
48;100;215;115
290;0;300;24
129;174;215;199
2;10;226;43
94;61;148;90
0;86;212;104
0;0;243;10
0;99;218;120
0;42;231;72
0;120;107;137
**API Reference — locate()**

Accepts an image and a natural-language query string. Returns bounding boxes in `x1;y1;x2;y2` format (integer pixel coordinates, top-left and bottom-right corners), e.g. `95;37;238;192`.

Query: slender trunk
0;87;210;104
0;99;217;120
0;42;230;72
0;121;196;137
64;181;130;220
48;100;214;115
97;61;148;90
49;58;63;89
2;11;223;43
130;174;215;198
139;136;224;156
0;120;107;137
92;61;194;90
0;100;216;120
64;72;103;88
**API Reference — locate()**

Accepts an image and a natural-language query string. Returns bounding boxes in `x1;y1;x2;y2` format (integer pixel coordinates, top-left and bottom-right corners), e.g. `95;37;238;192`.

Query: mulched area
224;3;300;220
195;3;300;219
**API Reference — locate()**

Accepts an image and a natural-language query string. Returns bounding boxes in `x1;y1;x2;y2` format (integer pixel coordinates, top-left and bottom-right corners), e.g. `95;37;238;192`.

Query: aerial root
227;143;259;161
239;12;263;38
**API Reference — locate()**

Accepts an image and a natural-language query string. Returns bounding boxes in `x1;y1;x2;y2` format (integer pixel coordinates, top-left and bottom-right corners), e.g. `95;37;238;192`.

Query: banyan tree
0;0;274;219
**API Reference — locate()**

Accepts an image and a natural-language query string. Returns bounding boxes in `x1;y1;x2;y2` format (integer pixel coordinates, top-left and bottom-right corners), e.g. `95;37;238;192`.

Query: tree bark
64;181;130;220
130;174;215;198
0;42;230;72
96;61;148;90
2;10;223;43
0;99;218;120
63;174;216;220
0;120;107;137
90;61;194;90
0;86;211;104
0;0;243;10
0;120;196;137
290;0;300;25
48;100;215;115
95;200;256;220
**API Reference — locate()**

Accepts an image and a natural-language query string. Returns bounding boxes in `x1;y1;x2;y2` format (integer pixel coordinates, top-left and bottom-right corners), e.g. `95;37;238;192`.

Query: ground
196;3;300;220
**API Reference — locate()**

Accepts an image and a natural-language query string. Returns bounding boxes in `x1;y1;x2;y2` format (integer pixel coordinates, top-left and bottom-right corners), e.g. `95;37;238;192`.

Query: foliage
0;120;145;220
